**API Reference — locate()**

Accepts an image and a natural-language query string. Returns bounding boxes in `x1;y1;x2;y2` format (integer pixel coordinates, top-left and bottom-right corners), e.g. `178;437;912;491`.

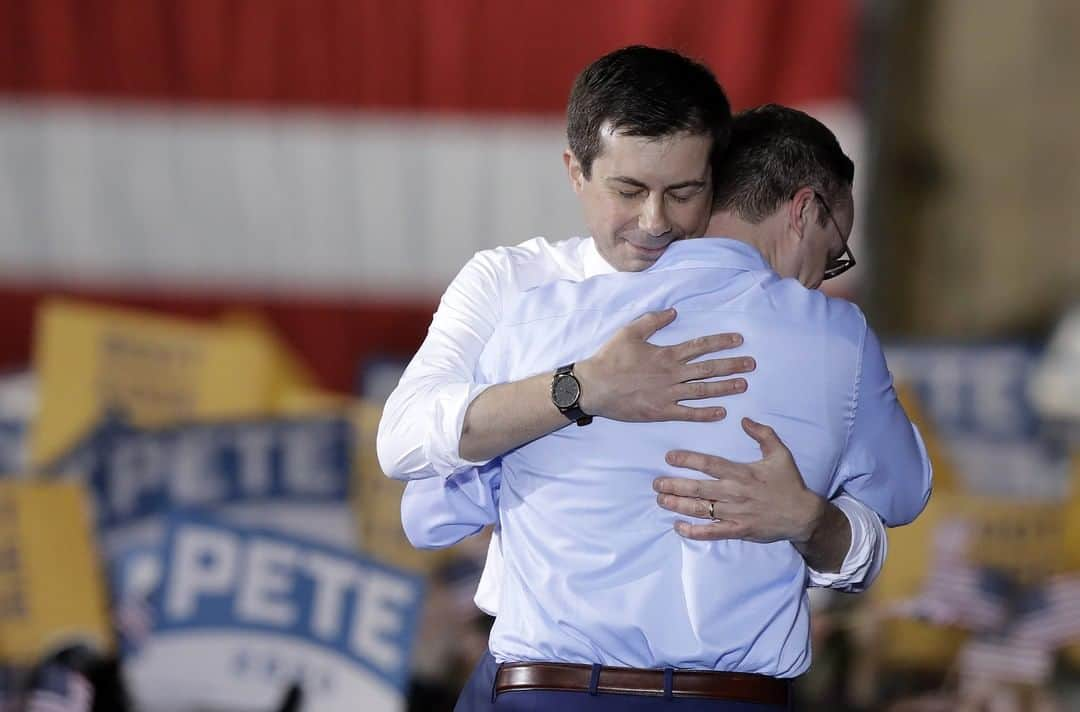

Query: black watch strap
564;405;593;427
552;364;593;427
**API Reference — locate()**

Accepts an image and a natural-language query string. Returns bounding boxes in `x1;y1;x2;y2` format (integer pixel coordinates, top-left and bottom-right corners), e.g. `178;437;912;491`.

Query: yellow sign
869;387;968;667
30;300;306;467
218;309;318;405
1064;454;1080;571
0;480;112;664
351;401;450;574
1064;453;1080;664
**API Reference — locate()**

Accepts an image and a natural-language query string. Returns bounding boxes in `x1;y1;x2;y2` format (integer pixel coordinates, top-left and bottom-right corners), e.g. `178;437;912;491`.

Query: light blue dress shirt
419;239;930;677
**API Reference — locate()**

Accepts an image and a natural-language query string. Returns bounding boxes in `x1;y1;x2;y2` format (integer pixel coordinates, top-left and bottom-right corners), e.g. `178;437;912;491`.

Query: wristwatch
551;363;593;426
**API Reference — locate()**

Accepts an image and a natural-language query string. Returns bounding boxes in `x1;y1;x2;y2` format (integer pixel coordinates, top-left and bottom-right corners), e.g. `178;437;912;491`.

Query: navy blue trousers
455;652;791;712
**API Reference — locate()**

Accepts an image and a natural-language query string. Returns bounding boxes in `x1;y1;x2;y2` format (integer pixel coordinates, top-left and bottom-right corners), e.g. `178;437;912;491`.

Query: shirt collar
583;236;770;278
646;237;770;273
582;238;618;279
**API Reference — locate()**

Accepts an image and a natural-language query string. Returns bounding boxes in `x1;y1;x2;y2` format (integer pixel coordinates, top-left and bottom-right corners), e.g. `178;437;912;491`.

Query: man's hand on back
651;417;850;571
458;308;754;464
576;308;755;422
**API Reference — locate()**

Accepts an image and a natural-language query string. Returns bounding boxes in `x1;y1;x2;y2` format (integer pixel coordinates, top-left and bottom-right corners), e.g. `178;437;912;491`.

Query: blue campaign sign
0;419;26;475
149;512;424;694
884;342;1070;498
884;343;1041;441
46;415;352;530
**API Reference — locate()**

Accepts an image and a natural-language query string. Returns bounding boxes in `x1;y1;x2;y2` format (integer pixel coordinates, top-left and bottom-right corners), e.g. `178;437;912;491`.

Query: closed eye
668;187;702;203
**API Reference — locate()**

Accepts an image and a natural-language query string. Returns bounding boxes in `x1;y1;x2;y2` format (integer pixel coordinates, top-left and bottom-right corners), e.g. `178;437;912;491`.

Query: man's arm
459;309;753;462
376;251;504;481
832;326;933;527
400;463;501;549
404;421;887;589
376;249;754;480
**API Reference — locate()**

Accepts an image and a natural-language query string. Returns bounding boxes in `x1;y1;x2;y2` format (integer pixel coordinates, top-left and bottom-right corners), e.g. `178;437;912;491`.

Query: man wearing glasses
382;47;929;711
649;103;865;545
820;197;857;280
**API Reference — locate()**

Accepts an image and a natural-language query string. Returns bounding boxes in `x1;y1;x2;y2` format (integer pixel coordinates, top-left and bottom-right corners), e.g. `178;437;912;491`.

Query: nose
638;193;671;238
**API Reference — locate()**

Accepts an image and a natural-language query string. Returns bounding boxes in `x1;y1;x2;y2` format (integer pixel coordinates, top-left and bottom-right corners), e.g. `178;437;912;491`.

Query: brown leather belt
494;661;789;705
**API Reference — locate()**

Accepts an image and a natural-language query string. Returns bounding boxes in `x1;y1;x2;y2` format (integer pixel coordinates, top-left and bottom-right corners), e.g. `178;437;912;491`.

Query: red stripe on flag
0;0;855;112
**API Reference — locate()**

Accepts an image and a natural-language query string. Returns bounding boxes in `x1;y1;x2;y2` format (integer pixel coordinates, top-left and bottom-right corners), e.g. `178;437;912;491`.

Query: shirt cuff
806;494;887;592
424;381;496;479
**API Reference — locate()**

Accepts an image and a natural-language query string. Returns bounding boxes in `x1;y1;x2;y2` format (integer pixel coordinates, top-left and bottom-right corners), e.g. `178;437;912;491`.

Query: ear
564;148;586;195
787;187;817;241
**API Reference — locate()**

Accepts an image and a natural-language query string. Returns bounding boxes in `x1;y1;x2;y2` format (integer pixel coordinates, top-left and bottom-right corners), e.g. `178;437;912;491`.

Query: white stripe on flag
1013;574;1080;647
0;99;864;294
958;638;1054;684
889;520;1007;631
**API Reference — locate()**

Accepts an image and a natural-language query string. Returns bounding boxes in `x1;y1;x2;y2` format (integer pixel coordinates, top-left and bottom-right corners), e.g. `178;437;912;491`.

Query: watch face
552;373;581;408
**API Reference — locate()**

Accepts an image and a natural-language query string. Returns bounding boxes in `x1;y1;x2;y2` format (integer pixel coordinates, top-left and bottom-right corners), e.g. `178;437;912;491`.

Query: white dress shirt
459;238;930;676
380;236;888;598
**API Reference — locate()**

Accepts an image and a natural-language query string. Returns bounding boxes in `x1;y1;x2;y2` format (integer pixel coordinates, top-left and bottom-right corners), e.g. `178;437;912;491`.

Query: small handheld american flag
22;663;93;712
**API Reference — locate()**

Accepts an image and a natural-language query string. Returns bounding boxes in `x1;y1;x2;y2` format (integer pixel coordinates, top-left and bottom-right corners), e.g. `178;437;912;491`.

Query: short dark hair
566;45;732;180
713;104;854;224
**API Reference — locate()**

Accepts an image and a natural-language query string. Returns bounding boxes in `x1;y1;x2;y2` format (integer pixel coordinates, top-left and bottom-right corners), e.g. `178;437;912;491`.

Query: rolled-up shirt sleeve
377;251;503;480
806;494;888;592
835;324;933;527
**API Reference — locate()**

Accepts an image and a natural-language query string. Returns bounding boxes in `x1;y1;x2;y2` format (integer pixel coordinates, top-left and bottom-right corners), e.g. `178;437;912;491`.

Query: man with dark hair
709;104;856;289
379;48;925;711
652;104;868;538
714;104;854;221
566;44;732;182
378;47;754;477
559;46;730;274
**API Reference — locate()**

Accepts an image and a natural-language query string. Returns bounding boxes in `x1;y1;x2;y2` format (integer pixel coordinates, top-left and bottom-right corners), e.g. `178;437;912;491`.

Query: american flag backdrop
0;0;864;392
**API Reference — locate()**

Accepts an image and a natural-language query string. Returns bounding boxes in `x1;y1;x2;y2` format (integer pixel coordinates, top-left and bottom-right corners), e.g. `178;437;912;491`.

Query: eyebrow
607;176;707;191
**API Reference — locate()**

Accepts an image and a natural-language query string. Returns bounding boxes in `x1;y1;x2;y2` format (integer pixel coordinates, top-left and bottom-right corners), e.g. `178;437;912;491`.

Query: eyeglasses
814;192;856;281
